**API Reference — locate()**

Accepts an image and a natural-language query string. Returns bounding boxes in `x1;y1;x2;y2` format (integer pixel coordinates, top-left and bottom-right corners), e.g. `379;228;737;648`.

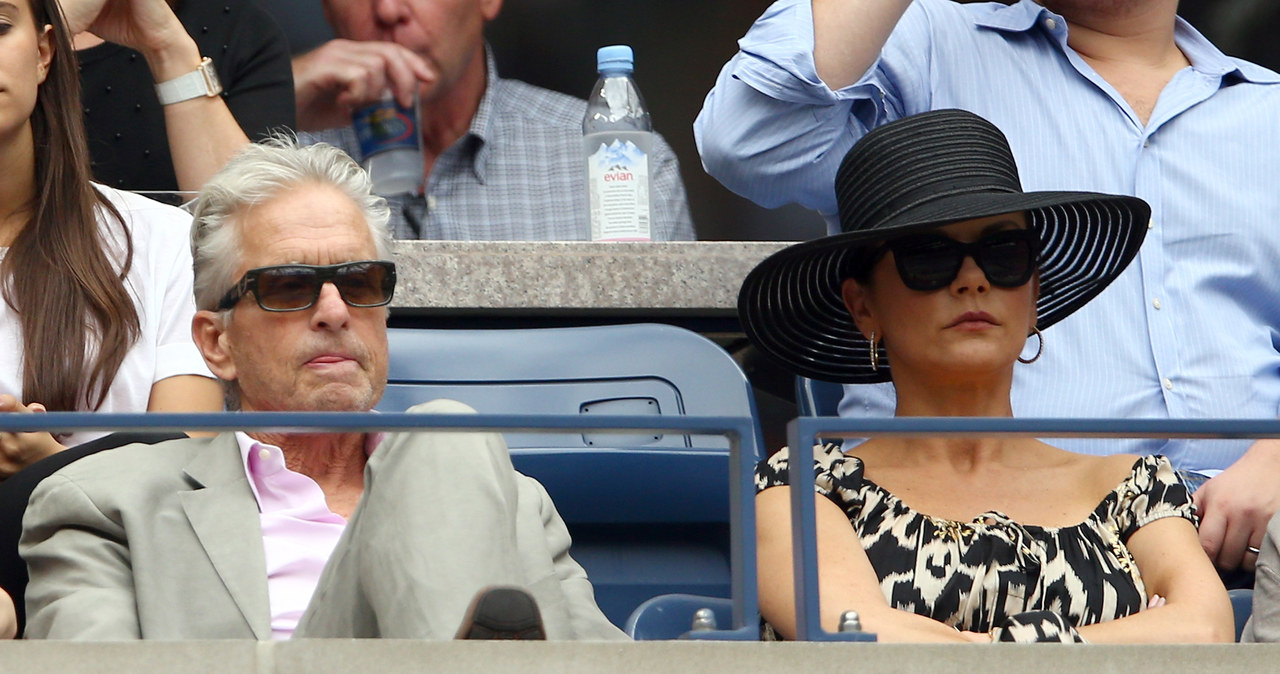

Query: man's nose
310;282;351;328
373;0;411;27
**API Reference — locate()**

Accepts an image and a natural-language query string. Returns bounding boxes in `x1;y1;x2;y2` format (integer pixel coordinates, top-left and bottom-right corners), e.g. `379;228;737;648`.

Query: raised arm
694;0;932;219
756;486;982;642
812;0;914;90
61;0;252;191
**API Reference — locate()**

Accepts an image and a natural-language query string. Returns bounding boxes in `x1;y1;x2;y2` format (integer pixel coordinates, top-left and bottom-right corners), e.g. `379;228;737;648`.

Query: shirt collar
457;45;502;184
235;430;383;511
972;0;1279;85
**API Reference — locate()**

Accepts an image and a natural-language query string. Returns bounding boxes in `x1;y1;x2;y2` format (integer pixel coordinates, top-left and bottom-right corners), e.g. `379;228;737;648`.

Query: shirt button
1162;378;1174;391
1044;17;1057;30
1152;298;1161;310
258;448;271;461
426;195;438;210
1148;218;1155;230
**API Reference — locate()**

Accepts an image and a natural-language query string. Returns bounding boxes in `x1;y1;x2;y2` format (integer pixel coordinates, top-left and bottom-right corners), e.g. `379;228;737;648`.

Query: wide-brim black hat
738;109;1150;384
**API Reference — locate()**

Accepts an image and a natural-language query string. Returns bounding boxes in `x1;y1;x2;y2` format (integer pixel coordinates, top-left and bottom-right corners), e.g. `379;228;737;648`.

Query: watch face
201;58;223;96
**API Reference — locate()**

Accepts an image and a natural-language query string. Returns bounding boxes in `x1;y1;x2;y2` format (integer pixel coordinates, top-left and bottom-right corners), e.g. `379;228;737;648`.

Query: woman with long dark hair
0;0;220;474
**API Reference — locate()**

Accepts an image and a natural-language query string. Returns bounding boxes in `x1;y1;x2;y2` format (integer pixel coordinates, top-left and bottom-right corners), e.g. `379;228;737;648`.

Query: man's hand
1193;438;1280;571
0;395;66;480
292;39;435;132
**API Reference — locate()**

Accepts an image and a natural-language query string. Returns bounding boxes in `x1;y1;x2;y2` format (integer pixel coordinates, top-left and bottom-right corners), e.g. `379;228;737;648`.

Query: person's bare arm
811;0;914;89
756;486;982;642
0;587;15;639
60;0;250;191
147;375;222;438
1075;517;1234;643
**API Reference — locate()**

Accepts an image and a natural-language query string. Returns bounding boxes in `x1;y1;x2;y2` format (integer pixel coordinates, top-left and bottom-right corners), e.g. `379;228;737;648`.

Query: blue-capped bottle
583;45;653;242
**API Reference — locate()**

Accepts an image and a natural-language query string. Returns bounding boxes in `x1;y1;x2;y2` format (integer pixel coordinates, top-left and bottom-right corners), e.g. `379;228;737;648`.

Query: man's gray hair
189;135;394;311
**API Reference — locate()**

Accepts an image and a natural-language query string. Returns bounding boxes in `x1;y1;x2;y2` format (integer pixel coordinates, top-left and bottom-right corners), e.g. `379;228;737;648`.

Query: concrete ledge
1;640;1276;674
390;241;786;314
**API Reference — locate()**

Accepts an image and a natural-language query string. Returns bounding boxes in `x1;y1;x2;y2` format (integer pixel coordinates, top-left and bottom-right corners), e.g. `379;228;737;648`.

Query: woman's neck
0;123;37;246
889;368;1017;419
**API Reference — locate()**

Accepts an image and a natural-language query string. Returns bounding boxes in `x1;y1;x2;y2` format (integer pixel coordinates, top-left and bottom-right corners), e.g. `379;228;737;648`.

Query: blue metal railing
3;411;761;641
785;416;1280;642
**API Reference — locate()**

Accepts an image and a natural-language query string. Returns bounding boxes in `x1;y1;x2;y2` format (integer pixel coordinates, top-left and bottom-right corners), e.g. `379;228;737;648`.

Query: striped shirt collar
971;0;1280;84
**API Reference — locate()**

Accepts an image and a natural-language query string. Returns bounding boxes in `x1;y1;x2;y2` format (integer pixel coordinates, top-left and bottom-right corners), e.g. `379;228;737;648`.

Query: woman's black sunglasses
216;260;397;312
875;229;1039;291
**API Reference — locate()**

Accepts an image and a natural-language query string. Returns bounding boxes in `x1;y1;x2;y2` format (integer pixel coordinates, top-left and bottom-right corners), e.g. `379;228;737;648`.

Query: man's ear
192;311;237;383
840;278;877;340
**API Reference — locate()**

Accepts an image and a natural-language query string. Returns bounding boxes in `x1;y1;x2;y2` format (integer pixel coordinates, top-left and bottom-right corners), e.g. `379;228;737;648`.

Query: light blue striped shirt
695;0;1280;471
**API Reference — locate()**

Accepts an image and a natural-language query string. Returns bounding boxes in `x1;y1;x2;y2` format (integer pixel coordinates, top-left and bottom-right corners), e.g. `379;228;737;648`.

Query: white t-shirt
0;185;213;446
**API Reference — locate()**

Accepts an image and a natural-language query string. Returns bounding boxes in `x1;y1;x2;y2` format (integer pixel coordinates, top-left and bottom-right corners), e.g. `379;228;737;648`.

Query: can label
586;135;651;241
353;99;418;159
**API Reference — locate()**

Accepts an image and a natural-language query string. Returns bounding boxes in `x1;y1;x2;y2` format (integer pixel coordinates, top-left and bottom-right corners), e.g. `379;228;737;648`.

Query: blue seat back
1230;588;1253;642
795;377;844;417
378;324;763;626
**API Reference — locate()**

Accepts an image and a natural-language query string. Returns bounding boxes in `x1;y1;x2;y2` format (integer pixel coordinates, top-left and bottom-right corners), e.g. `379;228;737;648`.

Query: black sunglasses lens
333;263;393;306
976;232;1035;287
254;267;322;310
892;236;963;291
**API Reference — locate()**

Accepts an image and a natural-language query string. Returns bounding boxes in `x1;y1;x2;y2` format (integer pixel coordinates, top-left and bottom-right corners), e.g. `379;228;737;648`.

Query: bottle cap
596;45;634;74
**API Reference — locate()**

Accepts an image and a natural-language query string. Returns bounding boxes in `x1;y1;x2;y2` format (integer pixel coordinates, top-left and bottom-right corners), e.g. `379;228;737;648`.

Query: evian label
586;135;651;241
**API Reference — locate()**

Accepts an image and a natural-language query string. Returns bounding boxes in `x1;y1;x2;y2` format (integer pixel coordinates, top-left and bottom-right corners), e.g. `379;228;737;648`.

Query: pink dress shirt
235;432;380;639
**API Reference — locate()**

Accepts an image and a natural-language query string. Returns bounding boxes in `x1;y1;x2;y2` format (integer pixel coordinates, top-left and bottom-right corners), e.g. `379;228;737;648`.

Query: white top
0;186;213;446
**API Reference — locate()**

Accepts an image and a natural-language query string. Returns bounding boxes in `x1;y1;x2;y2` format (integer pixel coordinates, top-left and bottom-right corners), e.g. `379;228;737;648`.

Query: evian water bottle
352;90;424;196
583;45;653;242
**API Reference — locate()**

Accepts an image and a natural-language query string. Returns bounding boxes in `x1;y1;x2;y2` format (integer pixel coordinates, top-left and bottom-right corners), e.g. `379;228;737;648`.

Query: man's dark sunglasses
216;260;397;312
876;229;1039;292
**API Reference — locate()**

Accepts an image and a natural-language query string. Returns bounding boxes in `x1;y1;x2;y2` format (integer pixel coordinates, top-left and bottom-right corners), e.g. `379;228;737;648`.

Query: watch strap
154;57;223;106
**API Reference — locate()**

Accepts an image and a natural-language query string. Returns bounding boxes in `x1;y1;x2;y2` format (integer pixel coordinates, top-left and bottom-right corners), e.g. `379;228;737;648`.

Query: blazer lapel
180;433;272;640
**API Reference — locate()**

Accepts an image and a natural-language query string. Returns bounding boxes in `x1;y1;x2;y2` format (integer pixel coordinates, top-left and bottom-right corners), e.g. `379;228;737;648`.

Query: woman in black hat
743;110;1232;643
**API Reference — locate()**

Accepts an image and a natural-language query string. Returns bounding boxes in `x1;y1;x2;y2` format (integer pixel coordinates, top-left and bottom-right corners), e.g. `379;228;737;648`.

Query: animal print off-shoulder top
755;446;1195;642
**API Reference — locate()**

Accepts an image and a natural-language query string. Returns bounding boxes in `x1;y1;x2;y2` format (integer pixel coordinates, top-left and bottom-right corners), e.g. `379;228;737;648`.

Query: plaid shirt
301;52;696;241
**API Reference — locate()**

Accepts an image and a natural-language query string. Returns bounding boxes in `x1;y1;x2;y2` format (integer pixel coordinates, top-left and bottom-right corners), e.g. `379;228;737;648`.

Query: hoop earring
1018;327;1043;364
869;331;879;372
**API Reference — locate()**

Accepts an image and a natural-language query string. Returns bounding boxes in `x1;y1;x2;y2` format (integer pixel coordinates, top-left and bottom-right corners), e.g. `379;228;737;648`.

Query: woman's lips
946;311;999;329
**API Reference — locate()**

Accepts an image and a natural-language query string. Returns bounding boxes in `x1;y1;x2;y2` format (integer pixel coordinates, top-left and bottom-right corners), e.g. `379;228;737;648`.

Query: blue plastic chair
625;593;736;640
1230;588;1253;642
378;324;764;628
795;377;844;417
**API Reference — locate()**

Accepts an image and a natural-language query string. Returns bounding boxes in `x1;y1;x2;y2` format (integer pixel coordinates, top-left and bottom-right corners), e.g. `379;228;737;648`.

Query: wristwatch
154;57;223;106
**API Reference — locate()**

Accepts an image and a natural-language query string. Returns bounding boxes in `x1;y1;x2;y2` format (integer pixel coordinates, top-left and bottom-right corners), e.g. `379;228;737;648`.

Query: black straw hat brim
738;191;1150;384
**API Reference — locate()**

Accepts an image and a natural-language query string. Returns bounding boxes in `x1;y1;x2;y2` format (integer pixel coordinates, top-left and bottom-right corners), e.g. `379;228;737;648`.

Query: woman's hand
0;395;66;479
58;0;188;56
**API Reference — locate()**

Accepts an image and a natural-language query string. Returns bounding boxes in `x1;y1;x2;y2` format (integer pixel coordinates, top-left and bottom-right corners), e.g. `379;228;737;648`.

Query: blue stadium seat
795;377;843;417
625;593;736;640
378;324;764;627
1230;588;1253;642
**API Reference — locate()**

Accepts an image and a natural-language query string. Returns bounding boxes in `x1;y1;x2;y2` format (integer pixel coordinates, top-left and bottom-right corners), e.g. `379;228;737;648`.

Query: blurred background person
291;0;694;241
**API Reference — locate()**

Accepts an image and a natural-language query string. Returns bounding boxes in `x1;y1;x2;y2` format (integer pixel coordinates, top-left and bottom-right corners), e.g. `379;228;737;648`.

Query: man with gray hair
20;138;624;641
